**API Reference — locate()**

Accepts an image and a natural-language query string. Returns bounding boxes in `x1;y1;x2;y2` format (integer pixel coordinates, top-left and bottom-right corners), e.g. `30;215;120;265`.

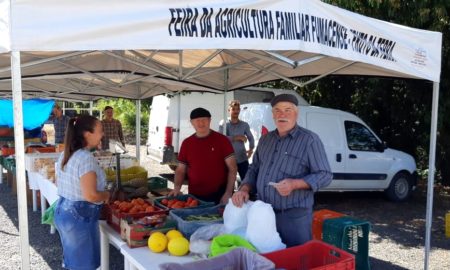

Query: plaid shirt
53;115;70;144
101;118;124;150
56;149;106;202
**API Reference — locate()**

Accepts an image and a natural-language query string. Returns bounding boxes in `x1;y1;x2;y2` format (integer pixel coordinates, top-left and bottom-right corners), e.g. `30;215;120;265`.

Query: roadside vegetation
265;1;450;188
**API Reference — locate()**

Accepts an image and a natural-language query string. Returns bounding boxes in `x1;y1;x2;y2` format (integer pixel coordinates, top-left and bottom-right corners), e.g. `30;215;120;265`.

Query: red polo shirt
178;130;234;197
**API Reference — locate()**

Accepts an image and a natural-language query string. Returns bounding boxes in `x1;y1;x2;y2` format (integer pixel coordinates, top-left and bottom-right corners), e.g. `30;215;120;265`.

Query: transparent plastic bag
246;200;286;253
223;198;253;233
189;224;226;258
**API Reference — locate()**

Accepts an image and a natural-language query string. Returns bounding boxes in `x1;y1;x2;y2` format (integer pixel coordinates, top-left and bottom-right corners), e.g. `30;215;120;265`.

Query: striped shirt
241;125;332;210
53;115;70;144
56;149;106;202
101;119;124;150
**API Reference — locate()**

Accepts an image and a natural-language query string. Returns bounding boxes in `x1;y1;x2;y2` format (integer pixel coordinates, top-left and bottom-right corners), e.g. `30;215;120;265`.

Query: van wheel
385;172;412;202
168;165;177;171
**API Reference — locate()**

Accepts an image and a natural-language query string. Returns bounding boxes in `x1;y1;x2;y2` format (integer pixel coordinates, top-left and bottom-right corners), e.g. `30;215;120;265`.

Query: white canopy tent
0;0;442;269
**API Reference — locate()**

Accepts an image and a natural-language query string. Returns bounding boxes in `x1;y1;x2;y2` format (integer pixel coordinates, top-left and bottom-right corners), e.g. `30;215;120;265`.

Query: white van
240;102;417;202
146;88;307;170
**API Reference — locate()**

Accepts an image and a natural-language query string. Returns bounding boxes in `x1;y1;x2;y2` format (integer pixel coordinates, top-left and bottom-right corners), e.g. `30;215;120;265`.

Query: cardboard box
106;202;167;233
120;216;177;248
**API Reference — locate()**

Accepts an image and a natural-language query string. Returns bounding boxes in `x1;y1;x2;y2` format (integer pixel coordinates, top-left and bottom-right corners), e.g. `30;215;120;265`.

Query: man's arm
220;156;237;204
301;137;333;191
224;156;237;194
244;122;255;157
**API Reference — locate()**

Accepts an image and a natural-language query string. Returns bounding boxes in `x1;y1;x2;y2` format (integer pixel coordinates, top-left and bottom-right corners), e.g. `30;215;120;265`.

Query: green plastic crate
323;216;370;270
147;176;168;190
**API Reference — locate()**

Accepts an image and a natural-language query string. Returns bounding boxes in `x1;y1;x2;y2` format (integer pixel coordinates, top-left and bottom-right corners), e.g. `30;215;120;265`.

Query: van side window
344;121;380;151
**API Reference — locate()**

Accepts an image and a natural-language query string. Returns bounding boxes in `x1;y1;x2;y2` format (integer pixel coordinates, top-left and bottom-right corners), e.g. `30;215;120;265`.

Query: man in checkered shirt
52;104;70;144
101;106;125;150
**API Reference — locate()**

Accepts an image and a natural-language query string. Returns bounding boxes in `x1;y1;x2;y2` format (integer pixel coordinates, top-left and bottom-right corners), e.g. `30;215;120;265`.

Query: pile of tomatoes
160;197;199;209
111;198;158;214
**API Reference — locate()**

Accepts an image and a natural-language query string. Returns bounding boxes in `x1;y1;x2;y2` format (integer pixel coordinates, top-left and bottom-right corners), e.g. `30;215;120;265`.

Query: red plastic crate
262;240;355;270
313;209;346;240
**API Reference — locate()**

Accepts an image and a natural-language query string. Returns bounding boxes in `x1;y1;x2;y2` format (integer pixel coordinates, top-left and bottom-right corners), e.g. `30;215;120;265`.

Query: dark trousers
237;161;249;181
275;207;312;247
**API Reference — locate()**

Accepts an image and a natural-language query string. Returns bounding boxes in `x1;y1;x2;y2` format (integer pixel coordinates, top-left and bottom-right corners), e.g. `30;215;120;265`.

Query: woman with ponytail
54;115;110;270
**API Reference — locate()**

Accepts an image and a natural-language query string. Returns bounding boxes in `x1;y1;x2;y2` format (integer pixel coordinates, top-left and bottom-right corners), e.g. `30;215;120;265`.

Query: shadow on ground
314;187;450;251
0;184;124;270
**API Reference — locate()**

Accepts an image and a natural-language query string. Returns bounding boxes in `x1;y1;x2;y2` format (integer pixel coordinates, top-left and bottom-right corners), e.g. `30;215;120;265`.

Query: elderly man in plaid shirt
101;106;125;150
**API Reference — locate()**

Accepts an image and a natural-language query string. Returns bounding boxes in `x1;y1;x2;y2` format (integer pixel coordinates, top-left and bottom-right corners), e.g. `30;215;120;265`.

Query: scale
109;139;127;201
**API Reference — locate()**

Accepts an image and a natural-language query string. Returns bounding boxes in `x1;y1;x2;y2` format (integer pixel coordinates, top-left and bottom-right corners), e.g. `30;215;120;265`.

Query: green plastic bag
210;234;257;257
42;200;58;226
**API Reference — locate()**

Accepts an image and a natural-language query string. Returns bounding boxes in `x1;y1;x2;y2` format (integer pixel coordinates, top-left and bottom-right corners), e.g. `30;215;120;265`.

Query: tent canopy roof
0;0;442;101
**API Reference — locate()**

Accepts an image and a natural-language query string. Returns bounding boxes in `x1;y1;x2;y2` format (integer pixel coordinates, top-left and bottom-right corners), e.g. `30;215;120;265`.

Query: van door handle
336;154;342;162
349;154;357;159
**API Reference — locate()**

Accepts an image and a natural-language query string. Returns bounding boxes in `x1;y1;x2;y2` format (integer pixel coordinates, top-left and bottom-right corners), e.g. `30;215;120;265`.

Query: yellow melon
148;232;168;253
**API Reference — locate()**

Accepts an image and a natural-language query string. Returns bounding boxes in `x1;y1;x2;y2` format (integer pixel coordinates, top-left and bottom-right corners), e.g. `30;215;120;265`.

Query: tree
96;98;151;144
264;1;450;185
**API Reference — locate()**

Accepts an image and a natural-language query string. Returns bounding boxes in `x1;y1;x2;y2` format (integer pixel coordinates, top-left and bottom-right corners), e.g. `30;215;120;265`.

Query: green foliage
95;98;151;142
264;1;450;185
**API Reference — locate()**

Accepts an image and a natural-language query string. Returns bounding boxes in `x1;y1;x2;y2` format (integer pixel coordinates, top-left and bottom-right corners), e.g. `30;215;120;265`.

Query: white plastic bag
189;224;226;258
245;200;286;253
223;198;253;234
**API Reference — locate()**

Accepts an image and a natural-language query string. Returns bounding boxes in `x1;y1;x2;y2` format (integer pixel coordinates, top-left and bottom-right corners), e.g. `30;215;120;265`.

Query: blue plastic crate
169;204;224;238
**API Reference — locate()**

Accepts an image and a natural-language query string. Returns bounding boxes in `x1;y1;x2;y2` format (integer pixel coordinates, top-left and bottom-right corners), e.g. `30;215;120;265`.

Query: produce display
111;198;157;214
167;237;190;256
33;157;56;172
159;197;199;209
121;178;149;199
148;232;168;253
185;213;222;222
147;229;190;256
39;164;56;182
166;229;183;241
136;214;167;226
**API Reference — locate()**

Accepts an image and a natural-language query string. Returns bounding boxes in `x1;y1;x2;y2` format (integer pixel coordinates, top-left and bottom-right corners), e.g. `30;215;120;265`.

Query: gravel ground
0;145;449;269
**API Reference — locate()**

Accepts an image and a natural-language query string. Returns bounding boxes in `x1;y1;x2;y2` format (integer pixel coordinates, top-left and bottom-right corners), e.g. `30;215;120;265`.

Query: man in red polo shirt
168;107;237;204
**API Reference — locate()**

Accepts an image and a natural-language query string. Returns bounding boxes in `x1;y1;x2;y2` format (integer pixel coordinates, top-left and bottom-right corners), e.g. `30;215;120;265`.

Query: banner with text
10;0;442;81
0;0;10;53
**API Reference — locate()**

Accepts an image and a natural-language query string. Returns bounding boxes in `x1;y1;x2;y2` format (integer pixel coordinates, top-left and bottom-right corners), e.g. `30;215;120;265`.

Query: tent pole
11;51;31;270
135;99;141;164
89;100;93;115
424;81;439;270
222;69;229;135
